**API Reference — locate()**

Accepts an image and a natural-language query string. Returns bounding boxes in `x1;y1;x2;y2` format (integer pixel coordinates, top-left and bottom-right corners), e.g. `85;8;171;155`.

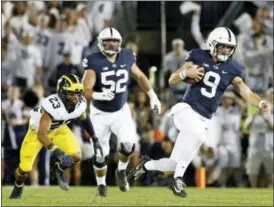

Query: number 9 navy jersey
83;48;136;112
183;49;245;119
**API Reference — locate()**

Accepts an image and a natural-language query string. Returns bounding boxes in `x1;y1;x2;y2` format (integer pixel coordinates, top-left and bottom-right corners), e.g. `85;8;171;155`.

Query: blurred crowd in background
1;1;273;188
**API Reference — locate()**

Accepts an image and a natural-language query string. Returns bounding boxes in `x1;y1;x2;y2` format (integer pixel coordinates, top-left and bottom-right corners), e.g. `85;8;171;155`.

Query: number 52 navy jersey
183;49;245;119
83;48;136;112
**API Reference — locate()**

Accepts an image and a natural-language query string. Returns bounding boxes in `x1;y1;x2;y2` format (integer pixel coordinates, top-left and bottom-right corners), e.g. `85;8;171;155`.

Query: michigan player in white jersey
128;27;271;197
9;74;103;199
82;27;161;196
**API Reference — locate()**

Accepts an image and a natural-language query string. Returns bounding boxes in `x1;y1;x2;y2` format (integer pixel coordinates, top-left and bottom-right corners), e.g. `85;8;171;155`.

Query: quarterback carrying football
9;74;103;199
128;27;271;197
82;27;161;196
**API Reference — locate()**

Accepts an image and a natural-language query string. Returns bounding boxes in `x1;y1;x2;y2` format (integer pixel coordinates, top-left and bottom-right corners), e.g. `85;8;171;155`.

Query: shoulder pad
185;48;204;62
41;94;63;120
229;59;245;79
82;52;101;71
121;48;136;66
77;97;87;110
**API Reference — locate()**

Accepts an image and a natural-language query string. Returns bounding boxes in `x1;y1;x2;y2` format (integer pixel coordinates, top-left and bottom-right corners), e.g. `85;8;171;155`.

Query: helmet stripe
71;74;80;83
62;75;73;86
110;27;113;36
225;28;231;42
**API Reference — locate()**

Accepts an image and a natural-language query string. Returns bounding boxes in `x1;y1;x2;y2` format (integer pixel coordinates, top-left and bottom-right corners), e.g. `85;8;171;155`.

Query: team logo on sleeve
185;52;190;60
82;58;88;67
133;52;137;61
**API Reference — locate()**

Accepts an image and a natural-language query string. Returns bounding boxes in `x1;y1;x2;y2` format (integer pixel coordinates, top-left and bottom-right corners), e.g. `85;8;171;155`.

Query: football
184;66;205;84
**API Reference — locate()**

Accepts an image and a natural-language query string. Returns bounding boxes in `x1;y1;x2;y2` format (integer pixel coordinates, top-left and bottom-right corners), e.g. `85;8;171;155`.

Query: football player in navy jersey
82;27;161;196
128;27;271;197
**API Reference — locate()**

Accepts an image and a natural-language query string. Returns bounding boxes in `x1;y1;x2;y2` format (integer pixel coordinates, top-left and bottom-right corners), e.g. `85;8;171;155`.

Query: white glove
147;89;161;114
92;88;115;101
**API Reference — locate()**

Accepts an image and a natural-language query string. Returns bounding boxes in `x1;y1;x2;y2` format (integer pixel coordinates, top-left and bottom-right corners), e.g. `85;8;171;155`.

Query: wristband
147;89;157;99
179;69;187;80
259;100;267;109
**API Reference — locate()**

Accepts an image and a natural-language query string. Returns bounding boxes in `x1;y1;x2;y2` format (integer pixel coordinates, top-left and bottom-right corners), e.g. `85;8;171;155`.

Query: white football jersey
29;94;87;132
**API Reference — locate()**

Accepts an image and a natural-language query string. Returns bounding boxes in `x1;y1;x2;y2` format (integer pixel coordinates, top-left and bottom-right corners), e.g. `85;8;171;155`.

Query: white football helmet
206;27;237;62
97;27;122;55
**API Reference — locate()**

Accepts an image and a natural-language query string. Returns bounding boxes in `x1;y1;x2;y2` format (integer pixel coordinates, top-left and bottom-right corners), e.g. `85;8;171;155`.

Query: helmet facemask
97;27;122;56
57;74;84;113
212;41;236;62
58;89;83;113
98;38;121;56
207;27;237;62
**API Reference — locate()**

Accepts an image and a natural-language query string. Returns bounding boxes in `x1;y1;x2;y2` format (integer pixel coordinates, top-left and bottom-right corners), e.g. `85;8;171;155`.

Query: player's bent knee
119;142;135;157
19;162;33;173
93;156;108;170
71;152;82;163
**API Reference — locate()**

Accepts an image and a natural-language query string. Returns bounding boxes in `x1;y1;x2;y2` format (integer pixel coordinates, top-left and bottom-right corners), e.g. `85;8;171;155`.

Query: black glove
50;146;65;161
92;136;103;158
49;145;72;170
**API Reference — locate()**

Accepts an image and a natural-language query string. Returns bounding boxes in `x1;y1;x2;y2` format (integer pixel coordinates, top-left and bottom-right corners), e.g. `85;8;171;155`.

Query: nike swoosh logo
120;64;126;68
222;71;228;74
174;185;181;193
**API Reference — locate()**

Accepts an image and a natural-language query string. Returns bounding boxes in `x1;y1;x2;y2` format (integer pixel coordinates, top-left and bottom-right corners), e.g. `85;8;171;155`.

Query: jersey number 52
101;70;129;93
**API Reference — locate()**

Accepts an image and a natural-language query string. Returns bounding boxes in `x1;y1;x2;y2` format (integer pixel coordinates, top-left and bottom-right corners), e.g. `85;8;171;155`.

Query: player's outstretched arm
169;61;204;85
131;63;161;114
232;76;271;117
79;112;103;157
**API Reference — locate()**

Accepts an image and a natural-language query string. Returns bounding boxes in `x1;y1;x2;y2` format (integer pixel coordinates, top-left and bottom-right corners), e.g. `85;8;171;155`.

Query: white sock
174;162;187;178
118;160;129;171
173;131;203;178
144;158;177;171
96;176;106;186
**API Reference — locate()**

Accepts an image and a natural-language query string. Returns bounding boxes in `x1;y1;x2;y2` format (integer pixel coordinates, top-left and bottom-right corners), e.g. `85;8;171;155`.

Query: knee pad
15;167;29;186
93;155;108;170
17;167;29;177
119;142;135;157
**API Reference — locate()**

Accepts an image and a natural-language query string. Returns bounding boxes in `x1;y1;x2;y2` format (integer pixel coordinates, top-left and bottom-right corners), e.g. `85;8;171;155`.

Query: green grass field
2;186;273;206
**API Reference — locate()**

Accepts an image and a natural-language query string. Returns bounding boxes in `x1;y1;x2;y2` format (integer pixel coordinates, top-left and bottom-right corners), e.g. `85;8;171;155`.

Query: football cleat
127;155;151;184
53;163;69;191
97;185;108;197
9;184;23;199
169;177;187;197
115;169;129;192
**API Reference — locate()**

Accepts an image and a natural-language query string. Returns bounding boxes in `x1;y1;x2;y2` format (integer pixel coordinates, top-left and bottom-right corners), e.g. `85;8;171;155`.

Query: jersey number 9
201;71;221;98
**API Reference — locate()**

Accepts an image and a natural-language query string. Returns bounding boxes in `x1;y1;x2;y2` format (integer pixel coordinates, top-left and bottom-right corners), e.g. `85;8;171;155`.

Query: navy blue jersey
183;49;245;119
83;48;135;112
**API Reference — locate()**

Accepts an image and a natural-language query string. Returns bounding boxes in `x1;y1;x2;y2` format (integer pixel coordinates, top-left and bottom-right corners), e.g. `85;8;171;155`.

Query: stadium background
1;1;273;190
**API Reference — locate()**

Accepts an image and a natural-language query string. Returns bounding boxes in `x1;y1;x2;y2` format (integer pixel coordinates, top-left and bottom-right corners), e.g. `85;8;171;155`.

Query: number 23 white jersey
29;94;87;132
